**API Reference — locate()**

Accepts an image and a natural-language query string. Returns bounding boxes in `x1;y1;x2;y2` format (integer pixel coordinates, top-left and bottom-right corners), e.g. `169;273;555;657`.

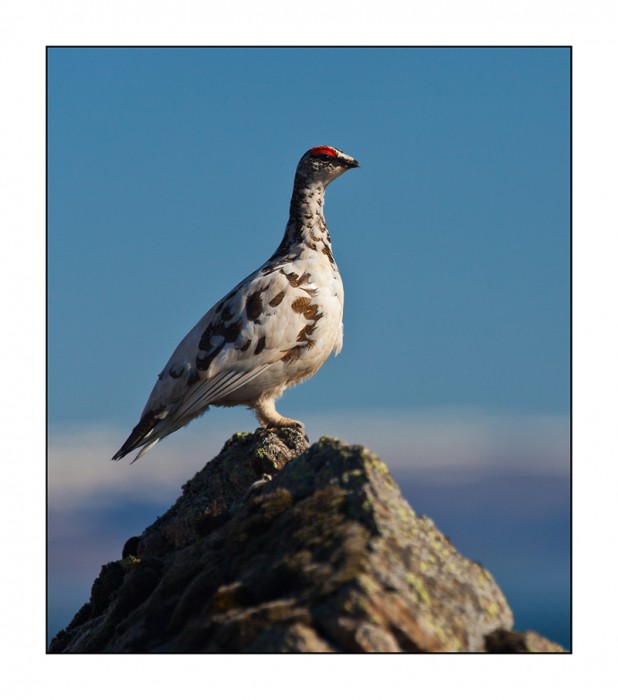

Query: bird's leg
254;397;305;433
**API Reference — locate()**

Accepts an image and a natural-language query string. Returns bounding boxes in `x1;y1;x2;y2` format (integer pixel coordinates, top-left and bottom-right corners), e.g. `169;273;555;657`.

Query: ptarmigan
113;145;360;462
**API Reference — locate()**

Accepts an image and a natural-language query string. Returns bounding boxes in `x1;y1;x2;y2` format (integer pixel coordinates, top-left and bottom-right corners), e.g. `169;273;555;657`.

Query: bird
112;145;360;462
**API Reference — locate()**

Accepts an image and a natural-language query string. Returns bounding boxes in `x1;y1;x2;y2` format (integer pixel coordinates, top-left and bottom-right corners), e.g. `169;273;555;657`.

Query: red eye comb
310;146;337;158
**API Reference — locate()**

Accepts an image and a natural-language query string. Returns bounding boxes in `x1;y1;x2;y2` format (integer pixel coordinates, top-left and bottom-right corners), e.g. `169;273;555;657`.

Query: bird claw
262;421;305;435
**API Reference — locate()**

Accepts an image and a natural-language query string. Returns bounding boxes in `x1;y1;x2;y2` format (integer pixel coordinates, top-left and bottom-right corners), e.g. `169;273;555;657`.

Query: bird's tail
112;410;165;463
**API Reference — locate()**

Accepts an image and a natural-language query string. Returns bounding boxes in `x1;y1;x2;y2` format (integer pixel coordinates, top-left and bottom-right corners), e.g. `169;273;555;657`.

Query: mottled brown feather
245;291;263;321
254;336;266;355
269;290;285;307
281;346;302;363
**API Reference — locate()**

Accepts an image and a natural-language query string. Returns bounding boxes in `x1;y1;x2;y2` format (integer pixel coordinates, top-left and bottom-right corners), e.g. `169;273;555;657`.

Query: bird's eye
314;153;331;162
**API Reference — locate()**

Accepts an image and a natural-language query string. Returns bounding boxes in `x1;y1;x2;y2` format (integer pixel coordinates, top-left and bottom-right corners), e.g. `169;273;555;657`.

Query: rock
49;428;564;653
484;629;567;653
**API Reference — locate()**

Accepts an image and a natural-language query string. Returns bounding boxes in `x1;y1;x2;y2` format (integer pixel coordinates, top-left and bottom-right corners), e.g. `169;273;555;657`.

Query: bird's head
296;145;360;186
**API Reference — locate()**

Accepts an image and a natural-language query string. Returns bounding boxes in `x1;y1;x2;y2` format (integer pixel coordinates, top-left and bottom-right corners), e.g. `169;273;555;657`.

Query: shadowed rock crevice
49;428;565;653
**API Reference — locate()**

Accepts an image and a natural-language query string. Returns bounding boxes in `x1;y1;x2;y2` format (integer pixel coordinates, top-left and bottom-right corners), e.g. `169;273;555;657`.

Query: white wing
113;261;326;460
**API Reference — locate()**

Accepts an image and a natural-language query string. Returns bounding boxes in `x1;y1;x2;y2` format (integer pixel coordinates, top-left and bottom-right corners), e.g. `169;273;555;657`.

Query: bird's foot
265;419;305;434
254;401;305;434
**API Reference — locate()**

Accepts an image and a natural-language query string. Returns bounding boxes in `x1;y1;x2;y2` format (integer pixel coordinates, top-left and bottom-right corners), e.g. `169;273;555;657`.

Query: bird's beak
346;159;361;169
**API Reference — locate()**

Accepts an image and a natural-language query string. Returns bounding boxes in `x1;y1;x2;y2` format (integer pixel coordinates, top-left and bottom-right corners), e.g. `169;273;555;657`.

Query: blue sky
47;47;570;647
48;47;569;424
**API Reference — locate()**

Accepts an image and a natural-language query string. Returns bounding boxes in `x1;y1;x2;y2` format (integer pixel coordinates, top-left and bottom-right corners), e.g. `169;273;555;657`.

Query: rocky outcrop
49;429;564;653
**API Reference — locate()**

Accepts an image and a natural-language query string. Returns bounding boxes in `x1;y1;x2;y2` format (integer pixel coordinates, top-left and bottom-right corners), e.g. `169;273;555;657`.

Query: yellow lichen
405;572;431;606
485;601;499;619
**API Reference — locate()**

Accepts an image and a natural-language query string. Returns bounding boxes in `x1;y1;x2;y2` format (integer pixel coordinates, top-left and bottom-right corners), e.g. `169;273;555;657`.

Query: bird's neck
270;176;335;263
289;174;325;225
